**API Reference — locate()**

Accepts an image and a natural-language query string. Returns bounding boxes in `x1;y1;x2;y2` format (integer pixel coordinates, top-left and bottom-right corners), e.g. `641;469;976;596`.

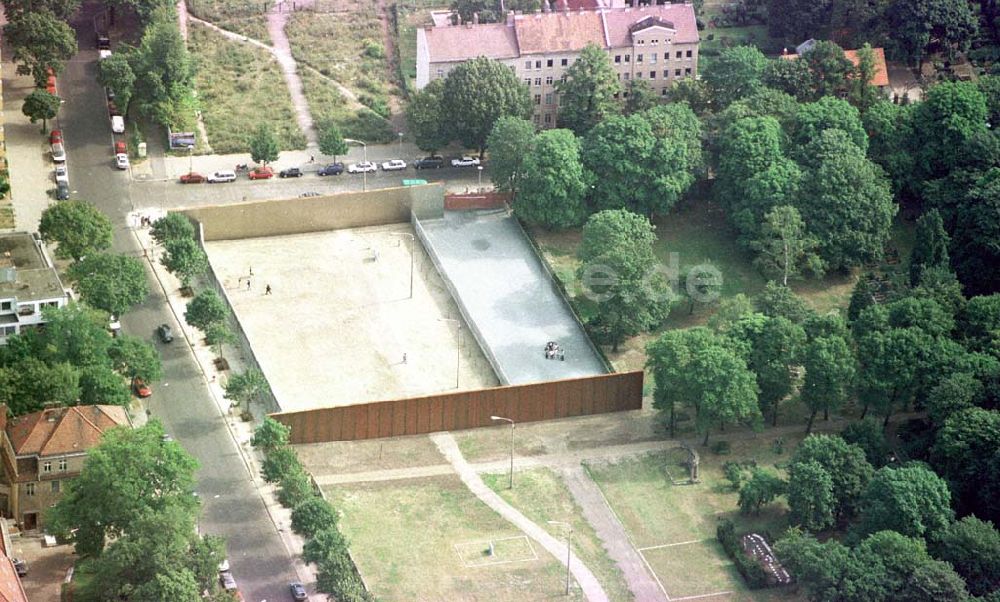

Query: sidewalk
131;223;322;599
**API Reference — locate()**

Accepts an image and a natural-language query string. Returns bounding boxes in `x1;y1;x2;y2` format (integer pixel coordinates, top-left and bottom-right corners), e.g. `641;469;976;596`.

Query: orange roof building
782;43;890;89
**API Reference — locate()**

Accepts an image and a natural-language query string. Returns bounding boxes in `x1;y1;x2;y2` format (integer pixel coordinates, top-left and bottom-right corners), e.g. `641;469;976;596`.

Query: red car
49;130;63;145
132;377;152;398
248;166;274;180
179;172;205;184
114;140;126;155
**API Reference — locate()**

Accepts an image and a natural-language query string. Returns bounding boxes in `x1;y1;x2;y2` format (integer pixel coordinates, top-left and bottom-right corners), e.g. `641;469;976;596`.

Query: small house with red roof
0;405;130;531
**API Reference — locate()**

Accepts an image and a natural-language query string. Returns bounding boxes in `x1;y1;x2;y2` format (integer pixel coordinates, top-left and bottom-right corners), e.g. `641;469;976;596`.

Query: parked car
115;153;129;170
413;156;444;169
347;162;376;174
300;191;322;197
49;129;63;145
105;87;115;102
132;377;152;398
317;162;344;176
179;172;206;184
207;170;237;183
248;166;274;180
157;324;173;343
219;571;238;592
451;156;480;167
12;558;27;577
50;142;66;162
218;558;230;572
54;165;69;185
56;181;70;200
279;167;303;178
289;582;307;601
111;115;125;134
99;49;112;60
381;159;407;171
108;100;121;117
114;140;126;155
96;33;110;49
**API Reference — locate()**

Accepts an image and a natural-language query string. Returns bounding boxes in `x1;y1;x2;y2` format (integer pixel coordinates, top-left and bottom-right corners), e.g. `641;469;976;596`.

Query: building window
0;301;10;311
675;69;682;76
544;93;553;105
638;39;644;45
547;59;553;67
663;70;669;78
0;326;14;337
545;75;553;85
650;71;656;79
59;458;67;471
685;67;692;75
661;88;668;96
686;50;693;58
614;55;621;63
636;71;642;78
43;461;51;473
51;480;60;493
534;94;541;105
525;60;532;69
25;483;35;496
524;78;532;86
637;53;643;63
652;39;659;44
535;60;542;69
624;72;630;80
676;51;682;59
533;114;540;124
544;113;552;124
650;53;657;64
617;73;621;80
561;58;568;66
624;54;630;62
534;77;542;86
435;69;444;79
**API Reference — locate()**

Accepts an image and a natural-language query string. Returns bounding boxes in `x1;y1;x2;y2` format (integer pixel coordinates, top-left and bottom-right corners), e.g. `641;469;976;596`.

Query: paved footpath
432;432;611;602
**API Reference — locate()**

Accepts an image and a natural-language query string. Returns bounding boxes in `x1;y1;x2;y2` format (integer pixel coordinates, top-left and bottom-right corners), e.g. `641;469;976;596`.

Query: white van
111;115;125;133
207;170;237;183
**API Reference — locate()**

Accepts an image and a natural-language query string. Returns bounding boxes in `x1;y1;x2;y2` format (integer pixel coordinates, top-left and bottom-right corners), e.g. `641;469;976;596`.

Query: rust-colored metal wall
271;371;644;443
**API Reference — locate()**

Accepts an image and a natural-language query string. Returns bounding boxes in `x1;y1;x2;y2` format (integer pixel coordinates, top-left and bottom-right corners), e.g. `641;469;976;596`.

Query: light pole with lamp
344;138;368;191
392;232;415;299
398;132;404;156
187;144;194;174
547;521;573;596
438;318;461;388
477;165;483;191
490;415;514;489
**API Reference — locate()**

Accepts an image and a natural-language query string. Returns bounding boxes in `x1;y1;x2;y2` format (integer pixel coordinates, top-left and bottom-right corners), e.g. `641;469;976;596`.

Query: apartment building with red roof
0;405;130;531
417;3;699;127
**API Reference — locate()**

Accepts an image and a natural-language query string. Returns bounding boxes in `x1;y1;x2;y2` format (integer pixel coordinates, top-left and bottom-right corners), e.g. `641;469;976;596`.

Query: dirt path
176;0;213;151
431;432;611;602
374;0;405;129
264;2;317;146
559;465;668;602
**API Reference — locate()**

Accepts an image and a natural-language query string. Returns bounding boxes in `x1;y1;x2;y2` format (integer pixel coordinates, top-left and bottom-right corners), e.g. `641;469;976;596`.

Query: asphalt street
60;3;300;600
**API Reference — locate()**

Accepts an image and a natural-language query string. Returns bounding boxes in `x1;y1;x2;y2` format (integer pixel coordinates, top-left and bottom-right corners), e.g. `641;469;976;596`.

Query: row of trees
252;419;374;601
48;421;229;601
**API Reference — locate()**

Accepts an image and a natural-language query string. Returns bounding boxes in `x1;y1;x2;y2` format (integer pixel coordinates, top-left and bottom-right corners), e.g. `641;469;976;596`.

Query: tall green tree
763;57;815;101
858;464;954;539
801;334;855;433
248;123;279;165
251;416;291;452
911;82;988;182
801;40;855;98
577;210;672;350
442;57;532;156
952;168;1000;295
486;116;535;194
67;253;149;317
160;237;208;289
647;327;717;436
3;0;81;20
959;294;1000;354
21;90;61;132
318;122;348;161
78;365;130;406
39;201;114;262
787;460;836;531
791;434;873;520
930;516;1000;596
731;313;805;425
405;79;450;154
224;368;271;415
791;95;868;154
108;335;162;382
931;407;1000;523
47;421;199;557
128;11;195;127
3;10;78;86
98;51;136;114
151;213;195;246
515;129;588;229
750;205;824;285
701;45;768;108
623;79;658;115
887;0;978;65
738;468;786;515
184;290;229;333
909;209;951;286
554;44;622;135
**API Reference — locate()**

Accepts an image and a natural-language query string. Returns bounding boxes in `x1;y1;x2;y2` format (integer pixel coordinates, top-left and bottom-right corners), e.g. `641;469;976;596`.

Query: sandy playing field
205;224;499;412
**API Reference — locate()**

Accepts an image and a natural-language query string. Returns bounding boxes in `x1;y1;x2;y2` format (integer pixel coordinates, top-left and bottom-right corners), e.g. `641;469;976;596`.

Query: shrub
359;94;390;119
712;440;732;455
261;446;301;483
717;519;770;589
342;109;394;143
303;526;350;565
362;39;384;59
291;496;339;536
723;461;746;490
277;466;313;508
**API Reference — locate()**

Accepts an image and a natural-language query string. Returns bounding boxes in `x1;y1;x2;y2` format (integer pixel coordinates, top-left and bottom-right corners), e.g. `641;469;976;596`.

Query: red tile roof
422;22;519;63
514;11;606;54
844;47;889;87
553;0;599;11
603;5;699;46
0;555;29;602
7;405;129;458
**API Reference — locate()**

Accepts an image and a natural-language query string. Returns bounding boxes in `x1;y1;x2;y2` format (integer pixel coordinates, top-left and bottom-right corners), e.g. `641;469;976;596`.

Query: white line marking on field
638;539;703;552
672;591;733;601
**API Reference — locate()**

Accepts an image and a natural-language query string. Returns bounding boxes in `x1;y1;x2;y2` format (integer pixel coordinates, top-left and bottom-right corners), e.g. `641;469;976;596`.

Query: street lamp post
398;132;404;156
344;138;368;191
490;415;515;489
548;521;573;596
393;232;415;299
439;318;461;388
187;145;194;174
477;165;483;190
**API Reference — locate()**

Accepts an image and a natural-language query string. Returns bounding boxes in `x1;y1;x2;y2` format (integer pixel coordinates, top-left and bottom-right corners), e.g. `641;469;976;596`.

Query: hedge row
716;519;769;589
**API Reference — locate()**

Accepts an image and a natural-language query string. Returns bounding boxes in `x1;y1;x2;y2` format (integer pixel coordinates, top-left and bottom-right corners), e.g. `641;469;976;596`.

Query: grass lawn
286;9;396;122
325;475;578;600
483;468;634;602
299;67;396;143
395;0;447;92
586;433;807;601
188;22;307;153
531;197;916;373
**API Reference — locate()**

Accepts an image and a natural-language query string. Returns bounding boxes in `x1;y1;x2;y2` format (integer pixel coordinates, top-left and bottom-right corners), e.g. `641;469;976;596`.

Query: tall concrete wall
183;183;445;241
